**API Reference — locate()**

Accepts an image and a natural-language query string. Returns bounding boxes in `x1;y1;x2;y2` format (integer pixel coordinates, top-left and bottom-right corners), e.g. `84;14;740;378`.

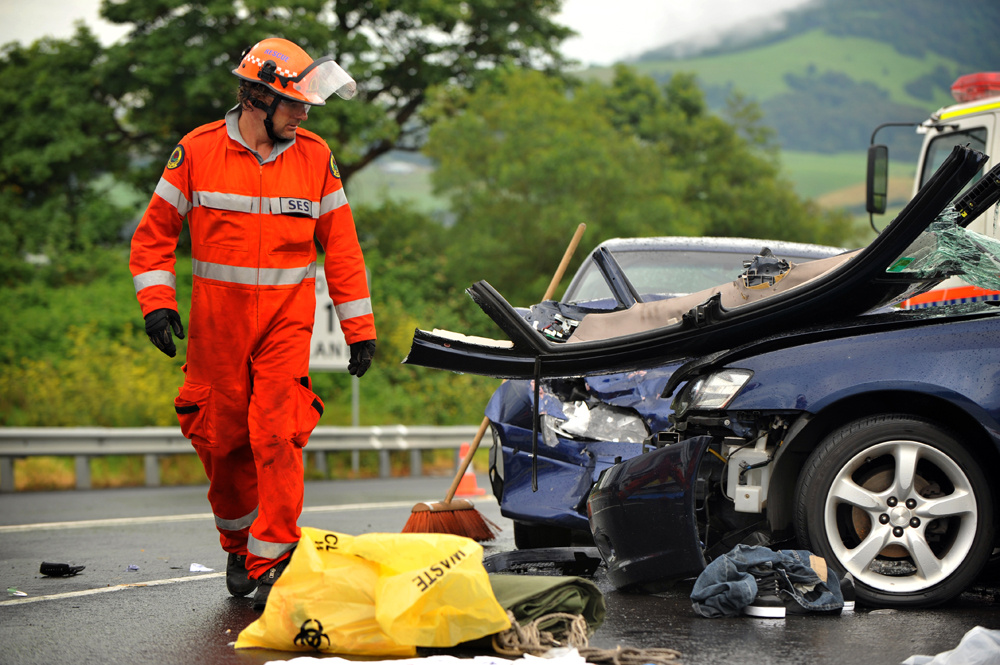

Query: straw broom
402;223;588;541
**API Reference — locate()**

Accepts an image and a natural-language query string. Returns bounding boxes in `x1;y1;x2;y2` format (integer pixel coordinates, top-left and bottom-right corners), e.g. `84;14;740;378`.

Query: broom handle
543;223;588;301
443;222;587;504
444;418;491;504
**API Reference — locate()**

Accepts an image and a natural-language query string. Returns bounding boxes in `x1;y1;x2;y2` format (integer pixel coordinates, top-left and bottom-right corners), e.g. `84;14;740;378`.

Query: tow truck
868;72;1000;308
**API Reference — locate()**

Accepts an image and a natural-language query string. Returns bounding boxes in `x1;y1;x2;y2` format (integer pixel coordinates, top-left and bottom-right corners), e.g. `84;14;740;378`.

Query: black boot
252;557;291;611
226;553;257;597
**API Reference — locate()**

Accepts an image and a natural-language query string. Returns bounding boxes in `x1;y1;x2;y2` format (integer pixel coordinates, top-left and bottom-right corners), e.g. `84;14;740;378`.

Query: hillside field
622;30;958;110
780;150;917;202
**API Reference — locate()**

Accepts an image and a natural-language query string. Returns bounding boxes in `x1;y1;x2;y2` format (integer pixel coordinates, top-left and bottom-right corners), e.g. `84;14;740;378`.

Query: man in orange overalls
130;38;376;611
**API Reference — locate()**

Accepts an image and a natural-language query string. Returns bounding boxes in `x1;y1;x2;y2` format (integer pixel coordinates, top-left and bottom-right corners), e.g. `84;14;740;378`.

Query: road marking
0;499;458;533
0;496;500;607
0;573;226;607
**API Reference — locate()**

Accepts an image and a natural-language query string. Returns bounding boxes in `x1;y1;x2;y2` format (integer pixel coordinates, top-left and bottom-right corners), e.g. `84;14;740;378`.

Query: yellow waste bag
236;527;510;655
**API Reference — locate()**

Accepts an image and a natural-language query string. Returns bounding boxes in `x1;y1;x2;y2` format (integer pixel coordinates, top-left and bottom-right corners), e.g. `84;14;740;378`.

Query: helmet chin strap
250;96;283;143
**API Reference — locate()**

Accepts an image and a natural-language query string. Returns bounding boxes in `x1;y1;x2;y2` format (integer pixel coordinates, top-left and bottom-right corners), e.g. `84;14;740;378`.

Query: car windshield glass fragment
567;250;830;303
886;202;1000;290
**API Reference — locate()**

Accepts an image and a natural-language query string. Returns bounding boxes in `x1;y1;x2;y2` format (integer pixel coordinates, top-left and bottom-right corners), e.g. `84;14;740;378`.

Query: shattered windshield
887;202;1000;291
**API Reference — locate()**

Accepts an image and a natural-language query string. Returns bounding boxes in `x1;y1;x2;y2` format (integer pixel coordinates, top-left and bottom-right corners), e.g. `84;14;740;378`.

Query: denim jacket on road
690;544;845;618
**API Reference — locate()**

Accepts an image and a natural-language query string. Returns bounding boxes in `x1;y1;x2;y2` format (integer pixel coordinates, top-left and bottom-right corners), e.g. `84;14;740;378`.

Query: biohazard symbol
329;153;340;179
294;618;331;650
167;145;185;170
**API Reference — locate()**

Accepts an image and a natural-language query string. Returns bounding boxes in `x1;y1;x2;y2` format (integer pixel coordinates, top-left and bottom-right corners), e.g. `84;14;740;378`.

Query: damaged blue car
483;237;846;548
406;146;1000;607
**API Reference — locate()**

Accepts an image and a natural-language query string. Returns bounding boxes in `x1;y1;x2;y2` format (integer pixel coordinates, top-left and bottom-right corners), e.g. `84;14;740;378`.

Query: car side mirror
866;144;889;214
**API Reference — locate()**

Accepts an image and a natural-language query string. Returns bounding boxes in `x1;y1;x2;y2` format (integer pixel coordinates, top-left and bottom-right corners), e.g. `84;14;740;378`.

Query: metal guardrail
0;426;481;492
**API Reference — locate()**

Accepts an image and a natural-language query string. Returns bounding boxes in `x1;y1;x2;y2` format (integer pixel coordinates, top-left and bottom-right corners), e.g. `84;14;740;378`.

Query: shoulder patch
329;153;340;179
167;145;185;170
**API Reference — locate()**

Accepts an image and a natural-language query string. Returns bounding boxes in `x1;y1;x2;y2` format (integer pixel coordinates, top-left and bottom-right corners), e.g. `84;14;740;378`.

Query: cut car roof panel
404;146;994;380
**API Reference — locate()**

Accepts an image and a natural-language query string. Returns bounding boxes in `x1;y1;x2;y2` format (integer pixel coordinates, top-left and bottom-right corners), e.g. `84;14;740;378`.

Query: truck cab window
920;127;987;189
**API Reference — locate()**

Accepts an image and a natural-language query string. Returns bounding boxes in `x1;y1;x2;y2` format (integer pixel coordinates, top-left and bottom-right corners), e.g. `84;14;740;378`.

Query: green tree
584;68;854;245
0;26;135;271
99;0;573;185
425;67;854;304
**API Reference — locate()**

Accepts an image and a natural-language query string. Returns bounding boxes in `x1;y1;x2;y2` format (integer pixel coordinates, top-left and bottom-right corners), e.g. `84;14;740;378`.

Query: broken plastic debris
7;587;27;597
40;562;85;577
741;247;791;288
126;564;140;572
189;563;214;572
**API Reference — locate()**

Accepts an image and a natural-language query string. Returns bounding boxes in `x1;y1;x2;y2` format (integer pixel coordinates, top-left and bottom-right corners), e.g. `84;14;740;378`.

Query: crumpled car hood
405;146;996;379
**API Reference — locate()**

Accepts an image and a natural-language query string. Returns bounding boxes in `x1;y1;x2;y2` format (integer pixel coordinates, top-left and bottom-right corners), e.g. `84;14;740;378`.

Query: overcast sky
0;0;813;66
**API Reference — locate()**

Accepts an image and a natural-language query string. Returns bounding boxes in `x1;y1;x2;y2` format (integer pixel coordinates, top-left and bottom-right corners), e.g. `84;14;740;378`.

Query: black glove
348;340;376;377
144;309;186;358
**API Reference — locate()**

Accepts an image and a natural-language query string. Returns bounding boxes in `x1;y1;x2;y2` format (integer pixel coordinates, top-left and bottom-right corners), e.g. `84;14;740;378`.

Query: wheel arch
766;389;1000;538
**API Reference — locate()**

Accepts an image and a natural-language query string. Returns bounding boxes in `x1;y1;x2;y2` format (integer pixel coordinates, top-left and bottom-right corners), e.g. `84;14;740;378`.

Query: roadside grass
14;457;76;491
623;30;959;109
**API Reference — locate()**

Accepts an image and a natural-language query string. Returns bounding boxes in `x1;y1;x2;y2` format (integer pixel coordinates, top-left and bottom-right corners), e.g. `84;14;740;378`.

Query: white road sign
310;271;350;371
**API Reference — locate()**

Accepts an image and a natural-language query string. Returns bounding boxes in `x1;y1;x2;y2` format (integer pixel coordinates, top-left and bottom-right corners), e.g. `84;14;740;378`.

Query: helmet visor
291;57;357;104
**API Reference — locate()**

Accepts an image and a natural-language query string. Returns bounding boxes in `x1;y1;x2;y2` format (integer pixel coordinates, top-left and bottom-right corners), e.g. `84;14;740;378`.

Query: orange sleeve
129;144;190;317
315;151;376;345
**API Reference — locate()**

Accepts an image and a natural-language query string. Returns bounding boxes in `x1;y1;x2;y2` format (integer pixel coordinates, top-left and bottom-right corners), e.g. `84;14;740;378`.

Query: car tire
794;414;994;608
513;521;572;549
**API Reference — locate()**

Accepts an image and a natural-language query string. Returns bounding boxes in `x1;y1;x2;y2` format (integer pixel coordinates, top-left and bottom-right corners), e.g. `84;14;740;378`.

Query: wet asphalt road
2;475;999;665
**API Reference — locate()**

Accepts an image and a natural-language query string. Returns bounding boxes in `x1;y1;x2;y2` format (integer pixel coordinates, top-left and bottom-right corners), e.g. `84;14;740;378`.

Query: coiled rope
492;611;682;665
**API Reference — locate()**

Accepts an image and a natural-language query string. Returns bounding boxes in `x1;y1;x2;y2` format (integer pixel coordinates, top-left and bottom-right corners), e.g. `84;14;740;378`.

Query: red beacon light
951;72;1000;103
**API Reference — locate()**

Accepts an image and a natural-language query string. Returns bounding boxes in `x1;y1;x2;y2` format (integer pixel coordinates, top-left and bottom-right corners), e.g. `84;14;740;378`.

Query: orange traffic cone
454;441;486;497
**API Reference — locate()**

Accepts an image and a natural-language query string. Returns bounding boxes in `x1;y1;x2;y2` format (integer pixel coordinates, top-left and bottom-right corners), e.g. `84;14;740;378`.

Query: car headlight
542;401;649;445
672;369;753;418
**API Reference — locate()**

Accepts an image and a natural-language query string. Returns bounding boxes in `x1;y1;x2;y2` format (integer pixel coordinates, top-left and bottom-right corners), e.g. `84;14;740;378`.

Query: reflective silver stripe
154;178;191;217
259;262;316;286
133;270;176;293
192;259;257;285
319;189;349;216
248;534;296;560
336;297;373;321
214;507;258;531
193;191;258;214
190;192;319;217
192;259;317;286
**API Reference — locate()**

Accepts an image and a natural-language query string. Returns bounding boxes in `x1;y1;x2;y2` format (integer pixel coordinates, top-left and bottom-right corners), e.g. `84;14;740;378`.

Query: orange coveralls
130;109;375;577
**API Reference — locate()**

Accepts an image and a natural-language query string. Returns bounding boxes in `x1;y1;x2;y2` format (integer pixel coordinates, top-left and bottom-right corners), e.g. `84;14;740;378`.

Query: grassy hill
780;151;915;201
627;30;959;111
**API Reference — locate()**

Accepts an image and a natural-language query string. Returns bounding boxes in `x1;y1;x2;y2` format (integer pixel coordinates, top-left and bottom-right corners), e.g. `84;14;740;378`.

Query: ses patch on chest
278;197;316;217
